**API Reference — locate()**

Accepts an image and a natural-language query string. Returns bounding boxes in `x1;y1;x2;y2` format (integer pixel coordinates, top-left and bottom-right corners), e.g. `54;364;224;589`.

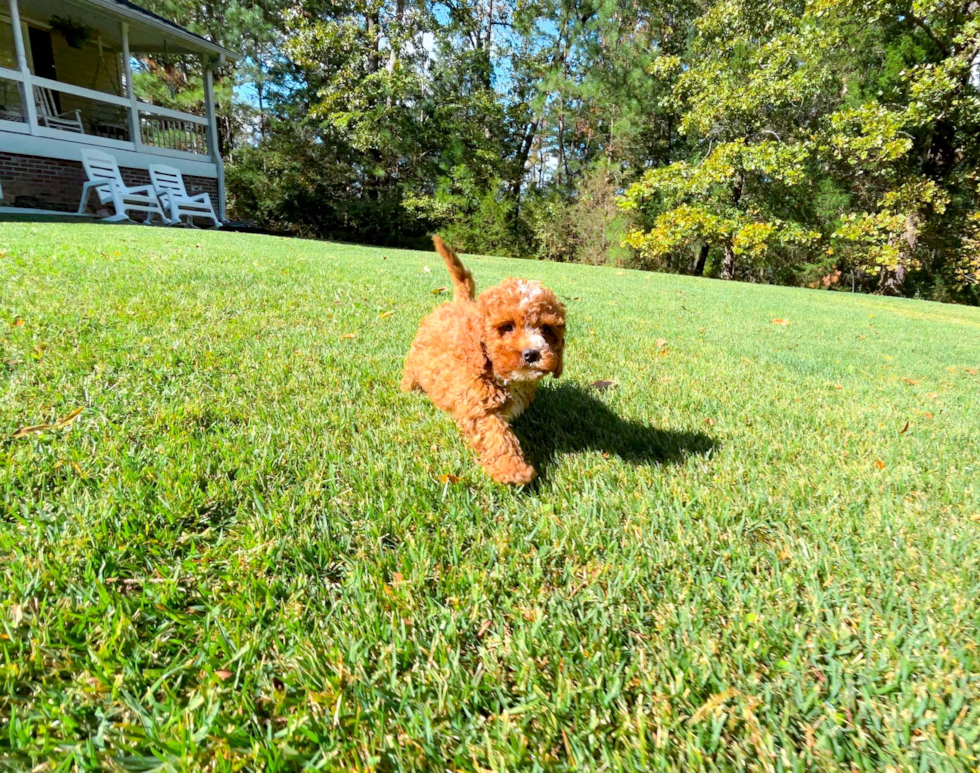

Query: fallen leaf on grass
380;311;395;319
772;319;790;326
440;473;462;484
924;412;933;419
899;421;909;435
431;287;448;295
590;380;616;391
966;368;978;376
13;405;83;437
392;572;404;584
340;333;356;340
58;407;84;428
875;460;886;469
12;319;24;327
423;265;431;273
902;378;919;386
689;688;740;724
12;423;54;439
704;417;717;427
477;620;492;638
215;669;233;681
656;338;668;349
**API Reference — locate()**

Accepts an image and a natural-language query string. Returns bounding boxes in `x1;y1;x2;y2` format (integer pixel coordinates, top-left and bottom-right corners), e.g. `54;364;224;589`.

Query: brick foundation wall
0;152;219;218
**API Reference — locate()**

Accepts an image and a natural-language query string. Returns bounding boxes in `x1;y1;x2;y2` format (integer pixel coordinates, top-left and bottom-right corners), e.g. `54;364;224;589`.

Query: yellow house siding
1;15;17;68
50;32;122;95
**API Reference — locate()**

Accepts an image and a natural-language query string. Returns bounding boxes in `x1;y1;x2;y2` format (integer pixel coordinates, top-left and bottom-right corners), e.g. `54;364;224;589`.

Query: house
1;0;236;218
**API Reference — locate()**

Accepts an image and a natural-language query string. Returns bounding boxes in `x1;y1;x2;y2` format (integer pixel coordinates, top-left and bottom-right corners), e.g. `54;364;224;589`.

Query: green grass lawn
1;223;979;771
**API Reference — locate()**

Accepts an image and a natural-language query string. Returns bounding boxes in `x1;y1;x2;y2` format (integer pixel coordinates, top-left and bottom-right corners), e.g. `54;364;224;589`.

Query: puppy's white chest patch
502;382;536;422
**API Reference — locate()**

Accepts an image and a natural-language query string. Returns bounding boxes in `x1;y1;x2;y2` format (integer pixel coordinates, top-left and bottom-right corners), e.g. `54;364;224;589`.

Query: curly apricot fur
402;237;566;485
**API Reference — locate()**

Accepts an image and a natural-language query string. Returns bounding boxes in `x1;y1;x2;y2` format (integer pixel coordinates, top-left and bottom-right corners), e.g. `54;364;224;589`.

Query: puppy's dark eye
542;325;553;337
498;322;514;334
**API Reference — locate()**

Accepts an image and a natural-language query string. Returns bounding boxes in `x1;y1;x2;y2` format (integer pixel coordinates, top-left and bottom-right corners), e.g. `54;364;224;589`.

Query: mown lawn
1;222;979;771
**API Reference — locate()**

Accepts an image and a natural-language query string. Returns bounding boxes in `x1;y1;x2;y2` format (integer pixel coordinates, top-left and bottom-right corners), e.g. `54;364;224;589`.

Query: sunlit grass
1;222;979;770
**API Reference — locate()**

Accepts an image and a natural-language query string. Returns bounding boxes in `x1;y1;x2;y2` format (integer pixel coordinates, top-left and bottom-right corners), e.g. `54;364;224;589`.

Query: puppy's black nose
523;349;541;364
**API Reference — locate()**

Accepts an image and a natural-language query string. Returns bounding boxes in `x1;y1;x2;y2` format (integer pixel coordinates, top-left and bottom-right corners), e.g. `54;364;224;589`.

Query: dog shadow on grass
515;383;717;479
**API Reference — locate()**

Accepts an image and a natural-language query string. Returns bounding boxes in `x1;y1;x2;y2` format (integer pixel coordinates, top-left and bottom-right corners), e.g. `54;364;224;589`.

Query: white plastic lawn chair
148;164;221;228
35;87;84;133
77;149;166;223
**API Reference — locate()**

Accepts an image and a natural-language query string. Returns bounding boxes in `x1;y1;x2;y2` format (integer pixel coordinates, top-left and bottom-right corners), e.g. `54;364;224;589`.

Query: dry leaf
12;423;54;439
13;319;24;327
778;549;791;561
656;338;668;349
704;417;717;426
902;378;919;385
431;286;448;295
423;265;431;272
440;473;462;484
392;572;404;584
772;319;790;326
57;407;84;428
899;421;909;435
340;333;356;340
689;688;740;724
875;459;886;469
924;412;933;419
966;368;978;376
11;604;22;625
591;380;616;391
477;620;492;638
380;311;394;319
833;384;843;390
216;669;233;681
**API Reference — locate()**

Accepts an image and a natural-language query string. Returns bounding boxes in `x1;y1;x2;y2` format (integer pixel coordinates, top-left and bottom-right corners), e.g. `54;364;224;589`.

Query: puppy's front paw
489;462;537;486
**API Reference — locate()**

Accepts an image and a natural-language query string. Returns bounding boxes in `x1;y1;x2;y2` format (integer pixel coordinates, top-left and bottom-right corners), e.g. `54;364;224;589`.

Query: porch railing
0;66;214;160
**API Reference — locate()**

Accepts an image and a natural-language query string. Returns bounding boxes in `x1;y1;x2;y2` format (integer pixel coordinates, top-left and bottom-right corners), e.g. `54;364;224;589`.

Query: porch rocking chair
78;148;167;223
149;163;221;228
34;87;85;133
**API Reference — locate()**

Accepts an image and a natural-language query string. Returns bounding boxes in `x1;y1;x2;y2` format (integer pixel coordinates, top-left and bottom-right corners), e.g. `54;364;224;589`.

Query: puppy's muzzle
522;349;541;365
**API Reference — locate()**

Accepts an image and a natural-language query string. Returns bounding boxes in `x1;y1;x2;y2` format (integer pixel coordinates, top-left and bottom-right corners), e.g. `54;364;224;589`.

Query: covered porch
0;0;236;217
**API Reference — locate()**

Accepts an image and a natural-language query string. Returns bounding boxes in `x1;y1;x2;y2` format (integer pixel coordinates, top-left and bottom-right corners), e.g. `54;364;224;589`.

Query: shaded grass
1;223;979;771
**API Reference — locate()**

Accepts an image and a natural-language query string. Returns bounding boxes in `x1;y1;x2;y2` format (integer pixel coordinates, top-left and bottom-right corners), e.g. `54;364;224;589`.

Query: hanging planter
49;16;92;49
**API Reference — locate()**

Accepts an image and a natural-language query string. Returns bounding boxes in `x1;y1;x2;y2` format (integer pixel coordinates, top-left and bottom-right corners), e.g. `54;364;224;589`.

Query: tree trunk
693;243;708;276
721;243;736;280
367;12;380;75
720;175;744;280
877;213;919;296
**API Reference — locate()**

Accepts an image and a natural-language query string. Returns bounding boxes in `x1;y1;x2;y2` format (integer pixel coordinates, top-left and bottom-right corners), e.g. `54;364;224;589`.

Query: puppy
401;236;566;485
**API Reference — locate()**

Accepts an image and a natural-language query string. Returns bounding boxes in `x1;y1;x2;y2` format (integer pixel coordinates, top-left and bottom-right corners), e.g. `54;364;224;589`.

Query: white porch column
120;22;143;149
7;0;39;133
202;60;226;221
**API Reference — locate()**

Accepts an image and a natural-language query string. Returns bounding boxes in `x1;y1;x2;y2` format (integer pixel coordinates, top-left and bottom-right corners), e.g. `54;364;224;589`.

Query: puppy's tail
433;235;476;302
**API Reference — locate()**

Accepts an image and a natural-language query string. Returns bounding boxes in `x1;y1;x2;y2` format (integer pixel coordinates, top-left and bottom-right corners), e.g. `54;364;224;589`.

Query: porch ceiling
19;0;238;60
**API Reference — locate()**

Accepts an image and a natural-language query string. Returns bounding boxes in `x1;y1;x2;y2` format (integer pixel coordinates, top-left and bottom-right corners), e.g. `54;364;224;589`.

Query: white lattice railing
0;65;214;161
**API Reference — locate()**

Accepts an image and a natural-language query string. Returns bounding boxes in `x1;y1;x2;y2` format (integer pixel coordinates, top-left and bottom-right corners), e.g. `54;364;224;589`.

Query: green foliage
133;0;979;302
